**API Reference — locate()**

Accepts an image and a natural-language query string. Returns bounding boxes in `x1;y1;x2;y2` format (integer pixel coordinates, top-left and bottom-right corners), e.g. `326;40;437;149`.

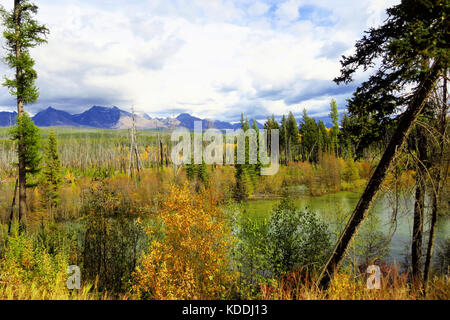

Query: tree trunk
423;73;448;291
411;126;427;287
160;138;164;167
8;178;19;234
284;132;288;165
14;0;27;230
423;168;440;289
317;59;443;290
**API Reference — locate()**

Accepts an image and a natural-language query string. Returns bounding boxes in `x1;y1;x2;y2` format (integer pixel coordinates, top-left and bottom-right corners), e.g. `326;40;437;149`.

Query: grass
259;271;450;300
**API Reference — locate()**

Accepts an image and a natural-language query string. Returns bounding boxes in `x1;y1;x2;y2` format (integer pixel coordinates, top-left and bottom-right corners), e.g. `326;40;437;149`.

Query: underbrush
0;226;98;300
259;269;449;300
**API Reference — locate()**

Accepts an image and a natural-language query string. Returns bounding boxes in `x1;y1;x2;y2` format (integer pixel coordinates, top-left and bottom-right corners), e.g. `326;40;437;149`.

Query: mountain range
0;106;264;130
0;111;17;127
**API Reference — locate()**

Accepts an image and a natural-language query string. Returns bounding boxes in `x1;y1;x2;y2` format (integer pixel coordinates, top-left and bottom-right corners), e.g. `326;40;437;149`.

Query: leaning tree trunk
317;59;443;290
411;125;427;288
423;74;448;291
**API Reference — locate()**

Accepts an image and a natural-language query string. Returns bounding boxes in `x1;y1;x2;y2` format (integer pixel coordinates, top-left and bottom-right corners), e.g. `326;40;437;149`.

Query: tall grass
259;269;450;300
0;225;100;300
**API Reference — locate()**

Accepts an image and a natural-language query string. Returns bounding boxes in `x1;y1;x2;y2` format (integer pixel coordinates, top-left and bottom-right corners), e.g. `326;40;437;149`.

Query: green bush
234;214;270;296
80;183;146;294
268;195;331;275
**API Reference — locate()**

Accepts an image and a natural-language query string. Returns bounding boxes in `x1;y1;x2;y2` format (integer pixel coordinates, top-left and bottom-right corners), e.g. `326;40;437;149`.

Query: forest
0;0;448;300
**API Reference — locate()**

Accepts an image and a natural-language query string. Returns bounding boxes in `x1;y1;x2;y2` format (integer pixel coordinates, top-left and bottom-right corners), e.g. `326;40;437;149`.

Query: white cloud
248;2;270;16
275;0;302;23
365;0;400;27
0;0;400;120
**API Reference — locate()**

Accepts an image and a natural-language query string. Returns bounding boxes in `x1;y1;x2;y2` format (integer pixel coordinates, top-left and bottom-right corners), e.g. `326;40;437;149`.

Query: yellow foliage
0;231;96;300
64;171;75;184
260;271;450;300
133;183;236;300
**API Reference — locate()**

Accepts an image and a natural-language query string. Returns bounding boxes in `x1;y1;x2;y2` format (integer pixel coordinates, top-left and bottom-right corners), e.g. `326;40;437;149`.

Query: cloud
318;41;350;59
137;36;185;70
0;0;400;121
274;0;302;23
247;2;270;16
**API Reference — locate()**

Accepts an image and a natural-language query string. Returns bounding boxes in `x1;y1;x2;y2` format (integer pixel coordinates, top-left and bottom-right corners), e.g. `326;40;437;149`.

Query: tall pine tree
1;0;49;226
329;99;340;157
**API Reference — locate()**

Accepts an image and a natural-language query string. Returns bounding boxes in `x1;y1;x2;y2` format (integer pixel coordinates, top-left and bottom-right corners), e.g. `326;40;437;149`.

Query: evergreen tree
233;163;250;202
329;99;340;157
41;129;62;217
197;160;209;188
185;162;196;181
252;119;261;176
9;113;41;183
242;115;250;131
1;0;49;225
318;0;448;289
9;113;41;228
234;114;251;201
299;109;319;162
317;120;329;153
286;112;299;162
264;114;279;154
279;115;288;164
339;112;354;159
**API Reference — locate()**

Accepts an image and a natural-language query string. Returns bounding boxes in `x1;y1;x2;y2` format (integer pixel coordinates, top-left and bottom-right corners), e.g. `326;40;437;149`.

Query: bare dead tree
128;106;142;178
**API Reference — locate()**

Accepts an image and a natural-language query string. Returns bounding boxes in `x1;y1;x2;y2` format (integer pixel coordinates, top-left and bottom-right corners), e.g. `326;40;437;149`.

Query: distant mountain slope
33;107;80;127
176;113;202;130
113;114;166;130
71;106;129;128
31;106;182;130
176;113;264;130
139;112;152;120
0;111;17;126
0;105;328;130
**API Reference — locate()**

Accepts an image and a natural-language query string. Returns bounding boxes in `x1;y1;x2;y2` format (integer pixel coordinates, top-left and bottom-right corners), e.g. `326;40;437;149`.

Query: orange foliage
357;161;373;180
133;183;236;300
209;166;235;202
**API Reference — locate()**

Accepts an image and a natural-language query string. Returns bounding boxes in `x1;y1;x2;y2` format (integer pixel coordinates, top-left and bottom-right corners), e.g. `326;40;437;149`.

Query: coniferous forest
0;0;448;302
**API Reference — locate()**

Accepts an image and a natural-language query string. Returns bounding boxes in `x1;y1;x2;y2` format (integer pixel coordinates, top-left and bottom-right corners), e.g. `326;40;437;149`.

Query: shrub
133;184;236;300
81;182;146;295
233;214;270;298
341;158;360;183
0;226;93;300
354;214;390;266
267;195;331;275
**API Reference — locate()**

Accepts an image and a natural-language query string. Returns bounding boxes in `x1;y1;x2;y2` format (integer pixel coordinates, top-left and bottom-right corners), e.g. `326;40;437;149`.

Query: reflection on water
244;190;450;264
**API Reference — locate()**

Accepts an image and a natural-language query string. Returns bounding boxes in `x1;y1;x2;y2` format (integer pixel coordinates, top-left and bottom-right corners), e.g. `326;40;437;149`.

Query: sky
0;0;399;122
